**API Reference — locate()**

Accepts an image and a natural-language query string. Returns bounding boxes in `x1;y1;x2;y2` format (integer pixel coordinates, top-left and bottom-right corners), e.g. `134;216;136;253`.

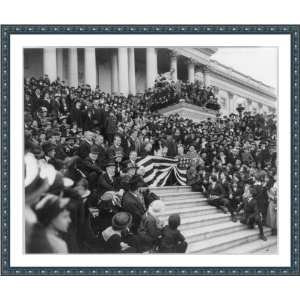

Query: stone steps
158;205;218;219
150;185;277;254
188;227;272;254
170;212;231;231
159;192;204;200
221;235;278;254
183;222;246;243
162;197;208;208
151;185;192;194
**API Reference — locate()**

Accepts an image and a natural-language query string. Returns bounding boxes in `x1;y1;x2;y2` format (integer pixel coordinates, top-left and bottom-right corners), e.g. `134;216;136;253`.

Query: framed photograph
1;24;299;276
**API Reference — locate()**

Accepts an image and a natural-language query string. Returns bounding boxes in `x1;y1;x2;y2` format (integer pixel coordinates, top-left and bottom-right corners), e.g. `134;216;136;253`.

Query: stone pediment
158;102;218;123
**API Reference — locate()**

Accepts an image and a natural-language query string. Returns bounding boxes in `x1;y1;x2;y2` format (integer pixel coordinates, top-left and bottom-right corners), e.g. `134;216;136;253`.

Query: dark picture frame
1;24;299;276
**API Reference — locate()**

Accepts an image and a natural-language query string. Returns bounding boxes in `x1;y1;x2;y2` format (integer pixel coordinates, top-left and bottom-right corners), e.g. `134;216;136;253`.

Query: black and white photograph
24;46;278;255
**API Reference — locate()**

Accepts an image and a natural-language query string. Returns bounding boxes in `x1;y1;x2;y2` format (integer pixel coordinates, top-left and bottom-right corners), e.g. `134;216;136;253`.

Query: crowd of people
147;75;221;111
24;74;277;254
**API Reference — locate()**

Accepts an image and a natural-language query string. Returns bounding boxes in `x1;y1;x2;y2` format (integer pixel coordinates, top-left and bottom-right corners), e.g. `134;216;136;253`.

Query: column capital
169;49;180;58
228;91;234;99
187;58;197;65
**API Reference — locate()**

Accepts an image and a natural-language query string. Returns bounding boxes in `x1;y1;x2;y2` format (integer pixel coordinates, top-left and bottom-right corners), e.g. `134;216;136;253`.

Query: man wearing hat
240;186;267;241
97;160;121;197
99;212;135;253
122;175;146;233
77;145;103;190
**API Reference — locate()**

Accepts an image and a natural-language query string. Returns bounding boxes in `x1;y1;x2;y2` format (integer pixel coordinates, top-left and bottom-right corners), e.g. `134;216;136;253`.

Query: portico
24;47;277;115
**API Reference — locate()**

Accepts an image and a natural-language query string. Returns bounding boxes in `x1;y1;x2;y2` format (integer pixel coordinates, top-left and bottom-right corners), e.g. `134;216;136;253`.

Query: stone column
187;60;195;83
246;98;253;113
146;48;158;89
202;66;209;87
43;48;57;82
128;48;136;95
228;92;234;114
68;48;79;87
84;48;97;89
118;48;129;96
111;50;119;94
220;90;230;115
170;52;178;81
56;49;63;81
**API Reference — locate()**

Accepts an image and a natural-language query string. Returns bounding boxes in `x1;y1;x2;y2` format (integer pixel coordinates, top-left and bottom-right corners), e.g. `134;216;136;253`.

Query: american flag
136;155;189;187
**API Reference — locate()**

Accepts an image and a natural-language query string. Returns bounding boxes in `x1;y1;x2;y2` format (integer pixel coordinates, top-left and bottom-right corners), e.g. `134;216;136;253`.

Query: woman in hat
137;200;165;252
32;194;72;253
99;212;135;253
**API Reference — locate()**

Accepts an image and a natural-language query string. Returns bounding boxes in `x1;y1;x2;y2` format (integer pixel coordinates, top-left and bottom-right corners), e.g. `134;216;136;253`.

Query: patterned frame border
1;24;299;276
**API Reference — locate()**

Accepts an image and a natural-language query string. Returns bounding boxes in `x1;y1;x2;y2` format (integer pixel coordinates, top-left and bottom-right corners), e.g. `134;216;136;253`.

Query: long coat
97;173;119;197
122;191;146;231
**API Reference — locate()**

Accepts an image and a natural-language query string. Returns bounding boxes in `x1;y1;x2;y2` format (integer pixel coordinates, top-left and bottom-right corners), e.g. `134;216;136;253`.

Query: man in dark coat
122;175;146;233
94;134;108;169
97;161;121;197
252;172;269;223
240;186;267;241
70;101;84;129
78;131;94;160
82;108;94;132
105;111;117;144
166;133;178;158
77;145;103;190
91;100;106;133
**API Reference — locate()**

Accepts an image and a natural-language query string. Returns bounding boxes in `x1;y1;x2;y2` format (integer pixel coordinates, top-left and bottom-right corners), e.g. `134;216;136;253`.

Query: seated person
99;212;136;253
118;162;137;191
137;200;165;252
186;163;204;192
206;175;237;222
97;161;123;197
229;181;244;211
159;214;187;253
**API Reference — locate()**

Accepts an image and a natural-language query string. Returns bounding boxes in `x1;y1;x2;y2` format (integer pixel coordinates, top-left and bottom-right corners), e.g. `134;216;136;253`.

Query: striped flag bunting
136;155;191;187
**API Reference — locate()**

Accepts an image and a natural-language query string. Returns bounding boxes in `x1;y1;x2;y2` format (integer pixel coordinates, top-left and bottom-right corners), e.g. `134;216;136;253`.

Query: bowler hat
112;212;132;230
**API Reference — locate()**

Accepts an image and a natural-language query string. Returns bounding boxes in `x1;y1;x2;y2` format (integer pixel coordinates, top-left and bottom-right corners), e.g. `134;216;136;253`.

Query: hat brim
112;213;132;230
148;206;164;217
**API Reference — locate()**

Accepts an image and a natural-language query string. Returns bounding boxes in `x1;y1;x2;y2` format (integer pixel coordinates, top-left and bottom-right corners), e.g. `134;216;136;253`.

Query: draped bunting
136;155;190;187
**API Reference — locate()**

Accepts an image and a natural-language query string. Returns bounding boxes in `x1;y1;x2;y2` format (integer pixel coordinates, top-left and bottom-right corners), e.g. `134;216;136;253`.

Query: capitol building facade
24;47;277;116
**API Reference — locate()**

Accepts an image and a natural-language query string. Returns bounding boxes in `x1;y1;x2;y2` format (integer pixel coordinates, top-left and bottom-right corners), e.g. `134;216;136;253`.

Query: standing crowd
24;75;277;254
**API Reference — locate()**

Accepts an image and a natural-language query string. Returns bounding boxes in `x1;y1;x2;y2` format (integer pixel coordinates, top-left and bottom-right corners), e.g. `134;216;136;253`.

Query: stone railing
158;102;218;123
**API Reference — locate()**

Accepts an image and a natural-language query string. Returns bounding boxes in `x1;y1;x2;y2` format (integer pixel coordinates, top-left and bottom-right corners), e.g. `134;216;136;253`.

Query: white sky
211;47;278;89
